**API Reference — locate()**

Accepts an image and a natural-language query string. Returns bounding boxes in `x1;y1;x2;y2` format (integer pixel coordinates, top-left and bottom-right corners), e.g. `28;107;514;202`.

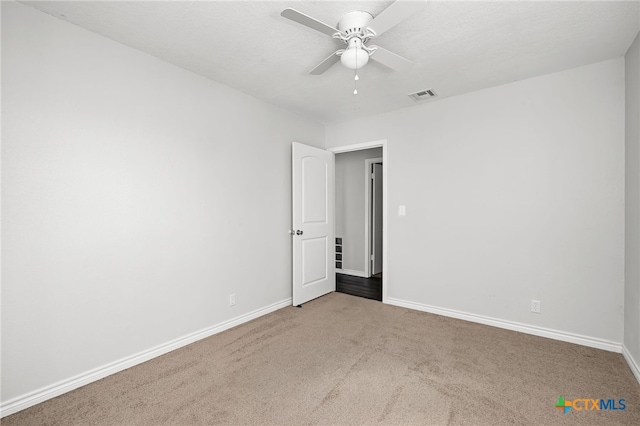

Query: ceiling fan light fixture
340;45;369;70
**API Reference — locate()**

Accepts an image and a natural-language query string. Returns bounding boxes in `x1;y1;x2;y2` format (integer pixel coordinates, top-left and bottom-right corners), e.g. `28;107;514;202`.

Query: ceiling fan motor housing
337;11;374;38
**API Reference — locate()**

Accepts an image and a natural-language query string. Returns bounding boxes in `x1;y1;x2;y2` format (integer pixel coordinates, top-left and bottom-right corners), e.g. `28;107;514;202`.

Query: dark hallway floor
335;273;382;301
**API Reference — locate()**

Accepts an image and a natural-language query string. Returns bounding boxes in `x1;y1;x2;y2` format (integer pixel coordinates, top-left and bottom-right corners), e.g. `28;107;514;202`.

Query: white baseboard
0;297;292;418
622;345;640;385
385;297;622;353
336;269;367;278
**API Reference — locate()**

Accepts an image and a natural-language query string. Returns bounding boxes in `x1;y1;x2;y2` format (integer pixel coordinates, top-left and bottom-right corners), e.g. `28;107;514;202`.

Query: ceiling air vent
408;89;437;101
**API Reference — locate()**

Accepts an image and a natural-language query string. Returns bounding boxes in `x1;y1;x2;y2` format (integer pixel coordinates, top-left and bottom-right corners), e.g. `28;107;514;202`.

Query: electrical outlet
229;294;236;307
531;299;541;314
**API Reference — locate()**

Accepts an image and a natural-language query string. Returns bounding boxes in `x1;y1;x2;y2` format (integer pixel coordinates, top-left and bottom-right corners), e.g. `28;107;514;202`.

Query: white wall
1;1;324;408
327;59;625;346
335;148;382;274
625;31;640;378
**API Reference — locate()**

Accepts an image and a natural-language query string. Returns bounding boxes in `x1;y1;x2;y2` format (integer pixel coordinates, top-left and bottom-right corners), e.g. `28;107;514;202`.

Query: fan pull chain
353;71;358;95
353;49;359;95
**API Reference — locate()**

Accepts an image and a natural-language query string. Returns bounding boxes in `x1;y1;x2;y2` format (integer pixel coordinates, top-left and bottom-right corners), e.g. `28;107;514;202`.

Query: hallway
335;273;382;301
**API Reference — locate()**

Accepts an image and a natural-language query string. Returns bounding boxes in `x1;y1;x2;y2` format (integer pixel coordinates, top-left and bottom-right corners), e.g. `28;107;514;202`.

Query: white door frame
364;157;383;278
329;140;388;303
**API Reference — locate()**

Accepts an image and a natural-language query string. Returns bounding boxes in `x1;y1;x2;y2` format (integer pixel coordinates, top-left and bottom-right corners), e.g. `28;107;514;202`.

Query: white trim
329;139;388;303
622;345;640;385
328;140;386;154
0;298;292;418
336;268;367;278
386;297;622;353
364;157;383;278
382;142;387;303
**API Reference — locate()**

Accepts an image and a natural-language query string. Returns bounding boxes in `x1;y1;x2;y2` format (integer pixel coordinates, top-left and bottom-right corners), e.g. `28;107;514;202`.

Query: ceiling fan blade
309;51;341;75
367;0;427;37
369;46;413;71
281;8;340;37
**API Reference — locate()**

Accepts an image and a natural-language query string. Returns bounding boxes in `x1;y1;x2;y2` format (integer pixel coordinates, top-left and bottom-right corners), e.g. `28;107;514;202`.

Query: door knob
296;230;303;235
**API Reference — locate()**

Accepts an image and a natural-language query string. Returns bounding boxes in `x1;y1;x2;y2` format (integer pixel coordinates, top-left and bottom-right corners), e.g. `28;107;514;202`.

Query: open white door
292;142;335;306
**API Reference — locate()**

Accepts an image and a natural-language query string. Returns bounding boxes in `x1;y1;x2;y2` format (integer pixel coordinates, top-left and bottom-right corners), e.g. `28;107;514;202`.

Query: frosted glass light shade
340;47;369;70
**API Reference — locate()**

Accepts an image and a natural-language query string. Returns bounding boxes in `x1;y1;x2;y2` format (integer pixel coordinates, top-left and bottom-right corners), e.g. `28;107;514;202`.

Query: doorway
332;144;385;302
290;140;387;306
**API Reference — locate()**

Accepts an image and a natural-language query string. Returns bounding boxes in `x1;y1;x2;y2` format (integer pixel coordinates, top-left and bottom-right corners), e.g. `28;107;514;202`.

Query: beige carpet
4;292;640;425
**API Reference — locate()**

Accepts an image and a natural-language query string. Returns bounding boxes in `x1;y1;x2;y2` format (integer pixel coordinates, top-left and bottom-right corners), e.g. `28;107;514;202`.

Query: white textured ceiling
21;1;640;124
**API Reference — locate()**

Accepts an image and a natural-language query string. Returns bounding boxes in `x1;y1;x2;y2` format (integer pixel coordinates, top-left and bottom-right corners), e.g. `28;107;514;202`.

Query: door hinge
370;254;374;260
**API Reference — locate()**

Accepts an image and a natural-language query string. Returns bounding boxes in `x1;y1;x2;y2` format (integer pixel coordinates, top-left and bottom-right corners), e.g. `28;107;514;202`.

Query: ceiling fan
281;0;427;75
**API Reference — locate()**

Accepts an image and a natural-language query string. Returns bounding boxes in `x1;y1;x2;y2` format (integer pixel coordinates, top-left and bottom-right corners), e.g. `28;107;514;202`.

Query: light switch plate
398;205;406;216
